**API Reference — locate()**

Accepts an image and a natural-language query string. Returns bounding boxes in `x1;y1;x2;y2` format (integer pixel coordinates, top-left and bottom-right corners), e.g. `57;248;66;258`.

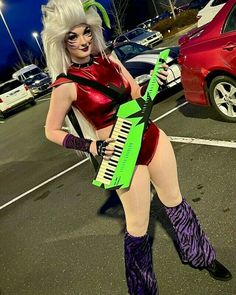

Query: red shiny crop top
51;55;131;130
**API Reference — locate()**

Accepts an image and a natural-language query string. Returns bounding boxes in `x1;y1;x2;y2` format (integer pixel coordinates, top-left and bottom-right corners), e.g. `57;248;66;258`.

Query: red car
178;0;236;122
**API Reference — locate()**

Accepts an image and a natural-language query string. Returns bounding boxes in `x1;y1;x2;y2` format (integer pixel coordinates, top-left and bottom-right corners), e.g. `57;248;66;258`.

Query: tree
109;0;129;36
160;0;177;19
13;50;41;71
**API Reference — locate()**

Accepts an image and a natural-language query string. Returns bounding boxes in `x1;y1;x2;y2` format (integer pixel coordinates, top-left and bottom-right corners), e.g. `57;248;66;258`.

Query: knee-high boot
124;231;159;295
164;198;216;268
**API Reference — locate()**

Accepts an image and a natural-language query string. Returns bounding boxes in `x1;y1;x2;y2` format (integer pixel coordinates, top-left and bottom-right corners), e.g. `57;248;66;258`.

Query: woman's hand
90;138;115;160
151;63;169;86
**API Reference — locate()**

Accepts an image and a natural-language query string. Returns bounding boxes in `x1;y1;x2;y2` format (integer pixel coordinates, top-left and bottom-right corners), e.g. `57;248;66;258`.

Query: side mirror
135;74;151;85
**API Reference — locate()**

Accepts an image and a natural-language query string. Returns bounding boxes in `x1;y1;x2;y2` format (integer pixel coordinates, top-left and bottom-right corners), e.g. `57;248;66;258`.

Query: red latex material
51;56;160;166
136;122;160;165
51;56;131;130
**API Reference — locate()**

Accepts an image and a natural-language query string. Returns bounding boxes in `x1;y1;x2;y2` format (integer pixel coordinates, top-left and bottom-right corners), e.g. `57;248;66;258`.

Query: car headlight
135;74;151;85
139;39;148;45
155;33;162;37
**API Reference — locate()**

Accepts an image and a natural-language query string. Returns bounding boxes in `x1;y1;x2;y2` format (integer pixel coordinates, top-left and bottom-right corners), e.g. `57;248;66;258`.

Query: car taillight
0;98;3;103
177;54;185;65
24;84;29;91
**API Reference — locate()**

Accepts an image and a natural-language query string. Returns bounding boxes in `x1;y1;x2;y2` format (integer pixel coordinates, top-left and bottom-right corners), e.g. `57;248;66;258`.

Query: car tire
0;110;6;119
209;75;236;122
29;99;36;106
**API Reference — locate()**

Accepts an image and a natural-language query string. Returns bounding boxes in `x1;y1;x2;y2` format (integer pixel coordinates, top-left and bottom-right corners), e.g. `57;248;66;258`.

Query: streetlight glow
32;32;38;38
0;1;25;66
32;31;45;59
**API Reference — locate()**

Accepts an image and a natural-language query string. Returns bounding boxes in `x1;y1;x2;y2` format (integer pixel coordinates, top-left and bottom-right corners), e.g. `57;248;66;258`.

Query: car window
211;0;228;6
23;68;41;79
125;62;154;78
126;29;145;40
0;80;22;94
223;4;236;33
115;43;149;61
116;36;126;43
24;77;34;84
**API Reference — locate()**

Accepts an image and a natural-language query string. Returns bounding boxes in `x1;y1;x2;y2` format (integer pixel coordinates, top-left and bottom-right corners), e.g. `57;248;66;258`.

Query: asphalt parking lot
0;88;235;294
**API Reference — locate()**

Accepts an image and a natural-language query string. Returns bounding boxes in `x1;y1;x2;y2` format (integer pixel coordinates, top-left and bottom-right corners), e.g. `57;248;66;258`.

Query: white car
0;79;35;118
197;0;227;27
113;42;181;95
114;28;163;48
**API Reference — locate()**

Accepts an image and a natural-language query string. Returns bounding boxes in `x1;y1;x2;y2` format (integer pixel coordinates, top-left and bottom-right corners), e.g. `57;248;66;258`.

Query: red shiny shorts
136;122;160;165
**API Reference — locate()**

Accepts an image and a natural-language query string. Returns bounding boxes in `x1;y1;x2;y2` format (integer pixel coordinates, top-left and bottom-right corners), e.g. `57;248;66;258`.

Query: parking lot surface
0;87;235;294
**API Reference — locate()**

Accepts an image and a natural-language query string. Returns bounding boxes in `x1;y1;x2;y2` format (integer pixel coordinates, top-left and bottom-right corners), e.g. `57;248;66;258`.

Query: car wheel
209;75;236;122
30;99;36;106
0;110;6;119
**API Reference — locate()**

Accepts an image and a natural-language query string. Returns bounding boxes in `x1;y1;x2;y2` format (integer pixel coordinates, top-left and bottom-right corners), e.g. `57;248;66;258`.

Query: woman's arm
45;82;76;145
45;82;114;158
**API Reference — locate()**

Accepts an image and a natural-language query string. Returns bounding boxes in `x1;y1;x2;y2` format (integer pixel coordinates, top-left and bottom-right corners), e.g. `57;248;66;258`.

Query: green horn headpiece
83;0;111;29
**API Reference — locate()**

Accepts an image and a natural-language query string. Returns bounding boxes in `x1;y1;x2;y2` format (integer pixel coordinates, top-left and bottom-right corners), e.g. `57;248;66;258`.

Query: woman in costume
41;0;232;294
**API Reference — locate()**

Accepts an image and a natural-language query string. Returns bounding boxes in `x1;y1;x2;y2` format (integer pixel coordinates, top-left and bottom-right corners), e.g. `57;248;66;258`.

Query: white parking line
37;97;50;102
153;101;188;122
170;136;236;149
0;158;89;210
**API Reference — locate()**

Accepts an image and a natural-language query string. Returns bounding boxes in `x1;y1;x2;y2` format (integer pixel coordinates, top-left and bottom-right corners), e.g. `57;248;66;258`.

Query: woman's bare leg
148;129;182;207
117;166;158;295
117;165;151;237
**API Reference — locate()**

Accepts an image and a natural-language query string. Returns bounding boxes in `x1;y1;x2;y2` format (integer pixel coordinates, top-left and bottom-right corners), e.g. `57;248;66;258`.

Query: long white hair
41;0;109;143
41;0;107;82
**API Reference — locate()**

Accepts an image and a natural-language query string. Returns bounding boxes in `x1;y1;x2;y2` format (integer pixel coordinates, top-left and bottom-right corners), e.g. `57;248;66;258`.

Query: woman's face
65;24;93;63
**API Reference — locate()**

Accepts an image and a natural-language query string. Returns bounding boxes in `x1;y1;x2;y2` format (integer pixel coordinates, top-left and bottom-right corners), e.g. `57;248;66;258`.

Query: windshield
23;68;42;79
115;43;149;61
24;73;47;84
126;28;145;40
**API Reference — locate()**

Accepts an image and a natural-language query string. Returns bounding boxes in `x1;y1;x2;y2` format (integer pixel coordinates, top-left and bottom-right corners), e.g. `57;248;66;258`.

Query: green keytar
92;48;170;190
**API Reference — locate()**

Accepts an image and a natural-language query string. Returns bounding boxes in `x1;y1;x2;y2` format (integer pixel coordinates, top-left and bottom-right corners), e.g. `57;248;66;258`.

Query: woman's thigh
116;165;151;237
148;129;182;207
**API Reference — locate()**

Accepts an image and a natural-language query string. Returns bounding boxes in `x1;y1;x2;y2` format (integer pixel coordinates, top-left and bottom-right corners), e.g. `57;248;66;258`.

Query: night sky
0;0;48;66
0;0;111;68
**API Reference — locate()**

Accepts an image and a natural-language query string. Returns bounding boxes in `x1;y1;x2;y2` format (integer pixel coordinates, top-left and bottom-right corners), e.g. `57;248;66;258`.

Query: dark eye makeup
67;32;78;41
66;26;92;42
84;27;92;36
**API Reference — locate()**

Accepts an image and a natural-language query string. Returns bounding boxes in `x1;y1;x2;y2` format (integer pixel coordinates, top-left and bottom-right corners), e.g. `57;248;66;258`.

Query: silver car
24;72;51;97
114;28;163;48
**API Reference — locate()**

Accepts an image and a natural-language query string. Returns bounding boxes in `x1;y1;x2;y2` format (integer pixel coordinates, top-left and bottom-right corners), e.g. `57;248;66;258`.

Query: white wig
41;0;108;81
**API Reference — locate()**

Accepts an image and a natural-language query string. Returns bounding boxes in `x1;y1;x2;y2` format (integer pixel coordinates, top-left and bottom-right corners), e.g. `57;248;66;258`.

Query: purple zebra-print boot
164;198;232;280
164;198;216;268
124;231;159;295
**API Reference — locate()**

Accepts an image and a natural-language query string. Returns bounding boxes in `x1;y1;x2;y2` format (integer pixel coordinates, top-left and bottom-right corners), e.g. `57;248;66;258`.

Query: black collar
72;55;94;68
